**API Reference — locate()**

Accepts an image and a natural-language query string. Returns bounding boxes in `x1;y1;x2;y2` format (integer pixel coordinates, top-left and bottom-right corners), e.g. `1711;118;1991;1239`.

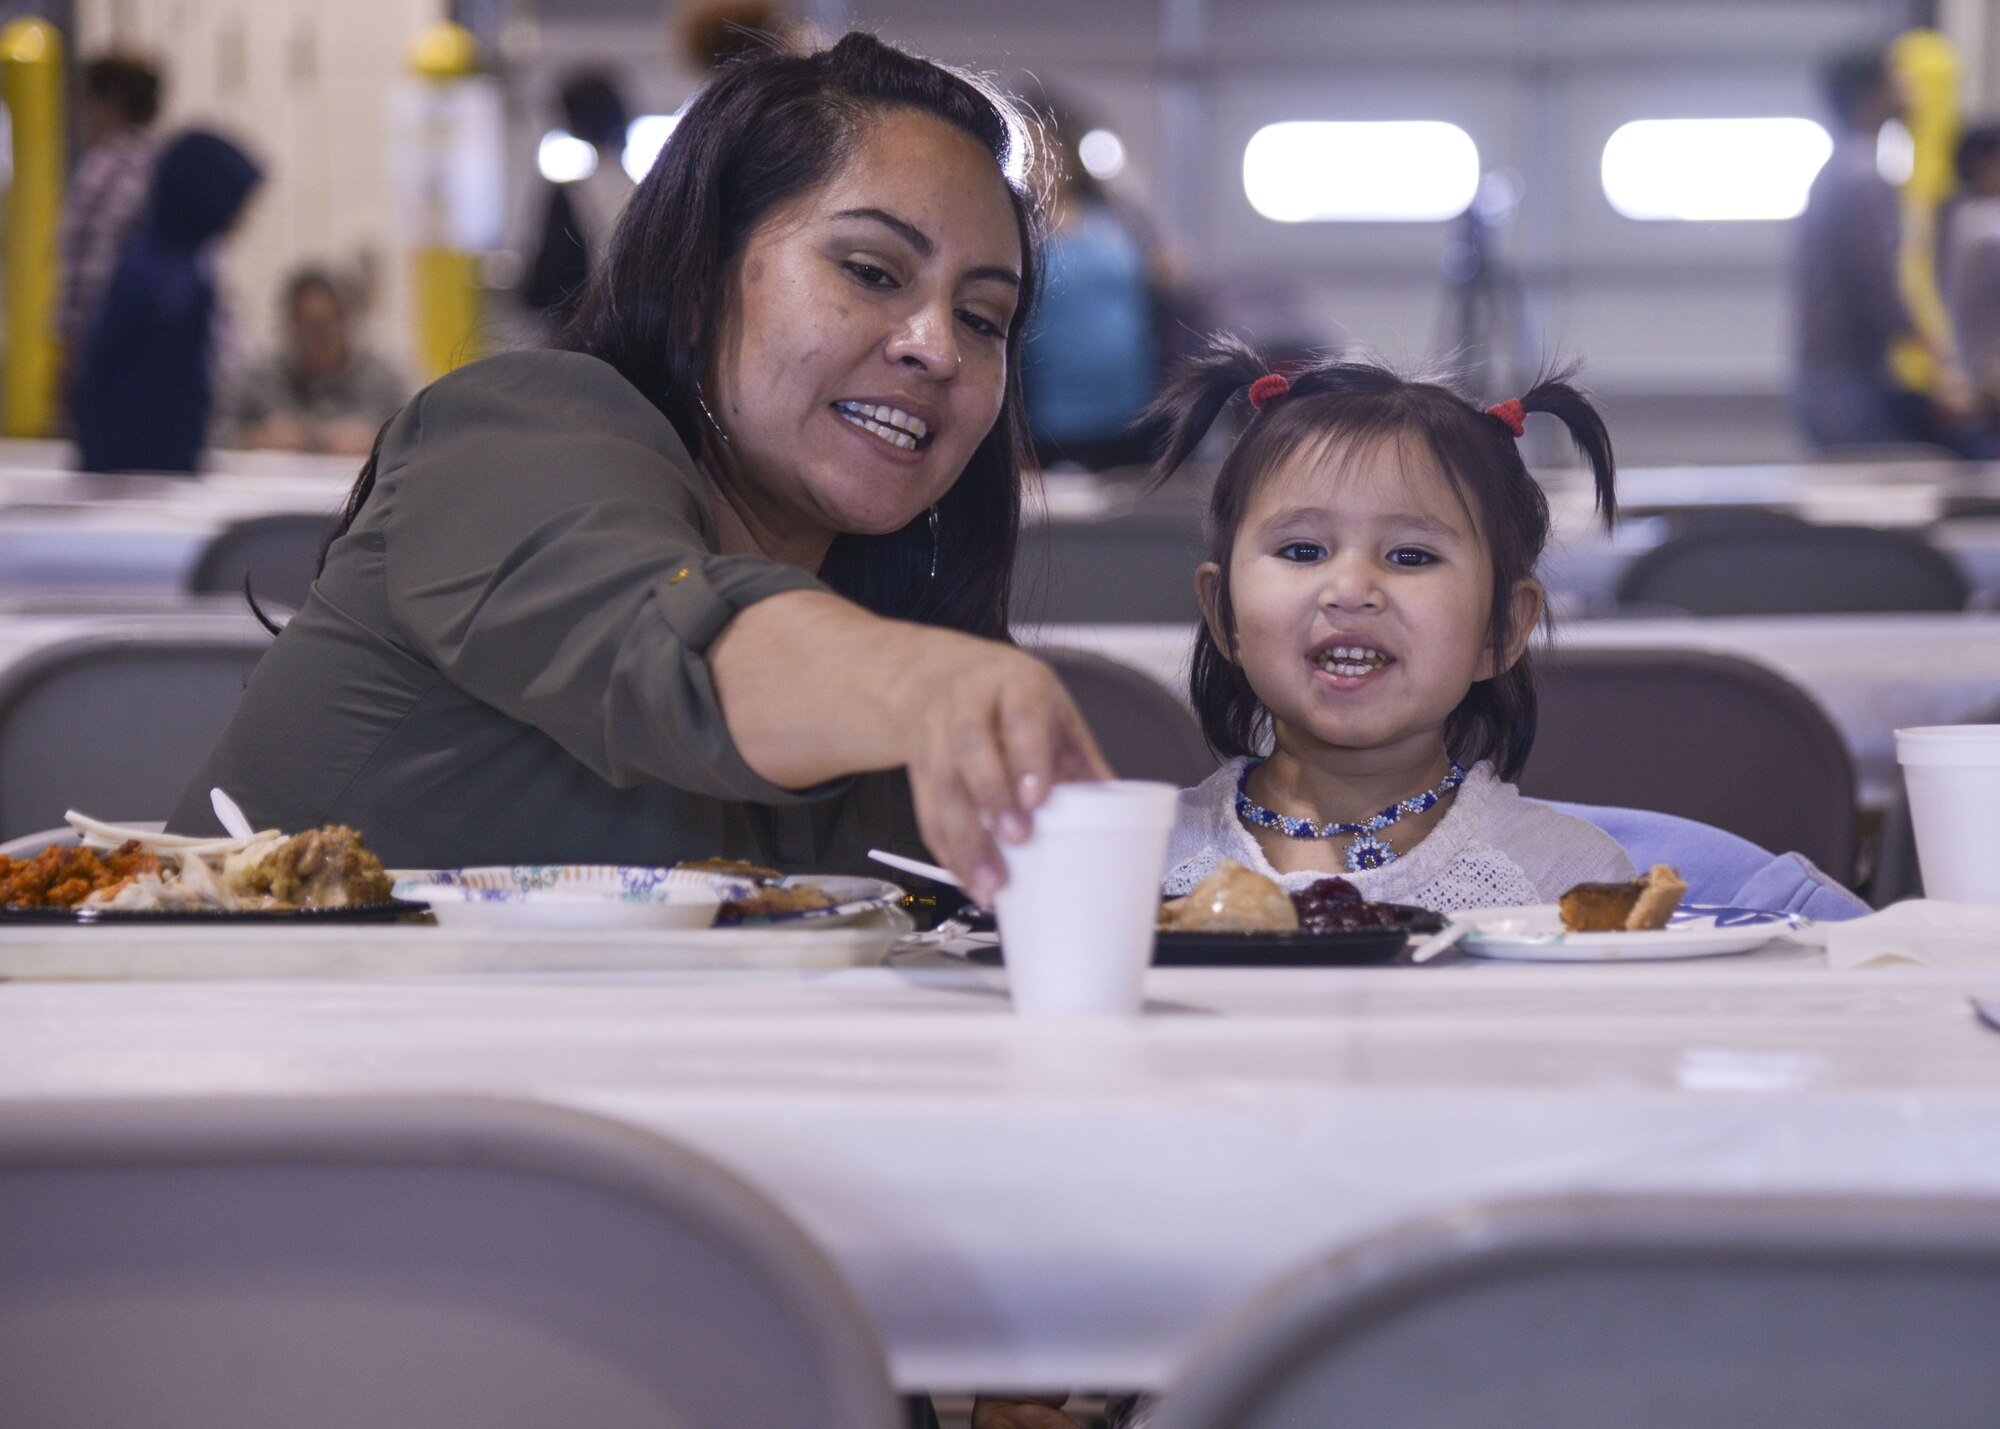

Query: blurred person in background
1019;97;1166;471
219;266;410;456
1791;46;1977;452
1944;123;2000;430
521;72;637;327
57;55;164;417
72;130;261;473
676;0;804;71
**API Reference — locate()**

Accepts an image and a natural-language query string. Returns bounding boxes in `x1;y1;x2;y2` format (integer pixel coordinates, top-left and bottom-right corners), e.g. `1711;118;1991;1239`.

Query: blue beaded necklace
1235;759;1467;872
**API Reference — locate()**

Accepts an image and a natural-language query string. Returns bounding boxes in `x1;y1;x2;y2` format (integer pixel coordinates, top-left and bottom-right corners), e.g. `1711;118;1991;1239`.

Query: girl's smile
1310;635;1394;685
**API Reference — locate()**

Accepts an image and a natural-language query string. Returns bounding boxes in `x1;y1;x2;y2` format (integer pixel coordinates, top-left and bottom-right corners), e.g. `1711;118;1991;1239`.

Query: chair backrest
1540;800;1868;919
1153;1193;2000;1429
1013;503;1208;625
0;621;272;837
0;1096;899;1429
1033;646;1217;787
1615;523;1968;615
1518;646;1858;883
187;512;334;612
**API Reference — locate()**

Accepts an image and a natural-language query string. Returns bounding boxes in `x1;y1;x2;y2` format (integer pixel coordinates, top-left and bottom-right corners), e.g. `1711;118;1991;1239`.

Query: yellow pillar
407;22;484;381
1;18;64;438
1889;28;1959;394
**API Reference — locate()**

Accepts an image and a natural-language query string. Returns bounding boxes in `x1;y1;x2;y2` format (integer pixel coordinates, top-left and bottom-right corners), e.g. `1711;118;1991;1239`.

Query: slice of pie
1558;864;1687;933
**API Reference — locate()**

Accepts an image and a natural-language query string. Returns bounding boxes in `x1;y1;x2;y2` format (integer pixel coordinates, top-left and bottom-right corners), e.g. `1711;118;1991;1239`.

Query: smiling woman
169;34;1108;898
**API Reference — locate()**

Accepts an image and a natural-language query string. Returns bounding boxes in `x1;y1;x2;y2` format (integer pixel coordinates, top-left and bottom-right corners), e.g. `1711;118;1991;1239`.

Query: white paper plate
393;866;734;930
1459;903;1806;963
391;868;905;933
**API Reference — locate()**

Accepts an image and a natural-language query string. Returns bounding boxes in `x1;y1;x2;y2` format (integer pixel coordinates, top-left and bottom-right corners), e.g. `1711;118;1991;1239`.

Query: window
1243;120;1480;223
1600;117;1833;222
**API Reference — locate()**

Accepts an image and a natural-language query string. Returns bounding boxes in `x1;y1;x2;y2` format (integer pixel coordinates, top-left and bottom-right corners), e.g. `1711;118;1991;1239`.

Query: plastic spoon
210;787;255;841
867;848;961;888
1408;915;1477;964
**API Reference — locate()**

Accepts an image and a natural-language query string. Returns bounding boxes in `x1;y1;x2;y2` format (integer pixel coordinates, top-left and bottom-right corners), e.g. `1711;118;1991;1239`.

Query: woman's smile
831;397;937;455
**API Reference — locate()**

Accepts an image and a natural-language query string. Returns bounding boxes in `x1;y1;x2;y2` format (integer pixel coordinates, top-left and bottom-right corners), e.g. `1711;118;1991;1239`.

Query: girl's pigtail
1144;332;1272;488
1518;377;1617;527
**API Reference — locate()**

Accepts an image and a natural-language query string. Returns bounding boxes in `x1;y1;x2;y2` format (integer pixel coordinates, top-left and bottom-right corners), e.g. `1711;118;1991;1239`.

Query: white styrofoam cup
1896;725;2000;904
994;779;1179;1016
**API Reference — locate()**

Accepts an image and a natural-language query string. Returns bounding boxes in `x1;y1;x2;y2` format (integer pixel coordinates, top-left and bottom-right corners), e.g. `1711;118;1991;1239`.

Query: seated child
969;338;1640;1429
1155;337;1633;911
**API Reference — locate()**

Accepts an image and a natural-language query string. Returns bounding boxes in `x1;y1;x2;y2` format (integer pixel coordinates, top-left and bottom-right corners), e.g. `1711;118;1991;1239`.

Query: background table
2;954;1998;1393
1028;615;2000;809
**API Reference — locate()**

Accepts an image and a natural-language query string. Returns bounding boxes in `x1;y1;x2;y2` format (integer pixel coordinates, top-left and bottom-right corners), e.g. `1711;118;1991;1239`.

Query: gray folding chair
1518;646;1858;884
0;1095;900;1429
1154;1193;2000;1429
1615;523;1969;615
0;613;274;837
1033;646;1217;787
187;511;336;612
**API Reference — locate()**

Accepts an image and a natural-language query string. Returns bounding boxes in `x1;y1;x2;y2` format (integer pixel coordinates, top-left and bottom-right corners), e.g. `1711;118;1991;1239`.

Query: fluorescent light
1601;117;1833;221
1243;120;1480;223
1078;128;1126;180
624;113;680;182
537;129;597;185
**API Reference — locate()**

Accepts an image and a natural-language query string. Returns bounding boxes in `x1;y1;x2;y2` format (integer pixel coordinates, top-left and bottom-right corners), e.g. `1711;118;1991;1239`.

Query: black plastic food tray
0;899;429;924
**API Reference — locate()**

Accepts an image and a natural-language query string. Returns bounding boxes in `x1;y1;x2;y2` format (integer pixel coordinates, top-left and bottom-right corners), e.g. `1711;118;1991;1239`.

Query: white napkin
1824;900;2000;970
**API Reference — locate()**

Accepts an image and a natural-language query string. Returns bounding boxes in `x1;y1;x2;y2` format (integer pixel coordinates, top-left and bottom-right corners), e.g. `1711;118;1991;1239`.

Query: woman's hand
970;1394;1081;1429
886;629;1111;906
710;591;1112;901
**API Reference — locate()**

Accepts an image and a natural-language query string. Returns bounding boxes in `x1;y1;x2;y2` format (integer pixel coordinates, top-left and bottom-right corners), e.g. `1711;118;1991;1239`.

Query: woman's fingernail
970;864;1003;907
996;809;1030;843
1018;772;1044;805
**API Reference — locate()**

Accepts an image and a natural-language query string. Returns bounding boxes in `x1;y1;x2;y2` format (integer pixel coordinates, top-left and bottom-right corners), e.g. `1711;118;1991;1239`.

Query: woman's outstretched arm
711;589;1111;904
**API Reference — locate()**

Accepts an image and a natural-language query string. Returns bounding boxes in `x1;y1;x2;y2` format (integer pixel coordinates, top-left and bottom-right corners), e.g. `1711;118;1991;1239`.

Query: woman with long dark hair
171;34;1107;903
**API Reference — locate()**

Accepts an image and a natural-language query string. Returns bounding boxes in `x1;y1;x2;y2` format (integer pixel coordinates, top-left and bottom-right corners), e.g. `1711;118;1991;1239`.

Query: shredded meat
0;841;161;908
224;826;392;908
715;884;839;923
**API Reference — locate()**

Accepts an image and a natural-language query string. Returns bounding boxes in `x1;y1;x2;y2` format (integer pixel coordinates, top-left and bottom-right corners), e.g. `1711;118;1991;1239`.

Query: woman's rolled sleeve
375;351;842;802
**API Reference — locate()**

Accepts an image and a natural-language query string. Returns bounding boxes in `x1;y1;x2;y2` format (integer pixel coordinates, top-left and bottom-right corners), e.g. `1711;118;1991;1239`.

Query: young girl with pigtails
1153;336;1634;911
973;343;1639;1429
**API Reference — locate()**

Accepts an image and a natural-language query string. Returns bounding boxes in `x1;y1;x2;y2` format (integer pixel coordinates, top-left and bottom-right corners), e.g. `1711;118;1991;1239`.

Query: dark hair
557;29;1040;638
1957;122;2000;185
1822;48;1894;130
82;55;162;127
322;32;1040;640
559;72;630;149
1149;336;1616;781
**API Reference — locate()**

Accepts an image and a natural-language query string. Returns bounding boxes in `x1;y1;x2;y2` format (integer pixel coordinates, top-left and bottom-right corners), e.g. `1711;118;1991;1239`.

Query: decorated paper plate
1459;903;1807;963
392;867;903;932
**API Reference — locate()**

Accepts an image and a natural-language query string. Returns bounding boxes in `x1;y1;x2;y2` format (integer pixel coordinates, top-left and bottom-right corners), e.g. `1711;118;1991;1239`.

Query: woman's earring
695;385;730;447
928;505;941;581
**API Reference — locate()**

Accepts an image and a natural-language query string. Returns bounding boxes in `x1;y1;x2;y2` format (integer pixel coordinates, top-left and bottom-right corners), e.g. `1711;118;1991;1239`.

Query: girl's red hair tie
1248;373;1291;411
1486;398;1527;437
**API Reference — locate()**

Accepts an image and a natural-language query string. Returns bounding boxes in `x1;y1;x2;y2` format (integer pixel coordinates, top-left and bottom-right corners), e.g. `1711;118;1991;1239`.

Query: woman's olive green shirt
170;349;926;872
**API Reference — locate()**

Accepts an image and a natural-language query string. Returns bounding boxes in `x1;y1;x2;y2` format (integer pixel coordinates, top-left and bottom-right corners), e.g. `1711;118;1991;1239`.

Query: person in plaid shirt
57;55;163;415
